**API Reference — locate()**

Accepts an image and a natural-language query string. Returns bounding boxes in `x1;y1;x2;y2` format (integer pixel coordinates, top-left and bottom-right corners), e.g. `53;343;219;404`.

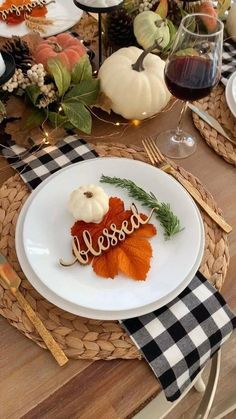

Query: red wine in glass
156;13;224;159
165;55;218;102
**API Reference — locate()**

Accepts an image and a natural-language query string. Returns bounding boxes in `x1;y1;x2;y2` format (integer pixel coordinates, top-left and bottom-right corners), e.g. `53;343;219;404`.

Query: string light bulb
131;119;141;127
43;131;50;144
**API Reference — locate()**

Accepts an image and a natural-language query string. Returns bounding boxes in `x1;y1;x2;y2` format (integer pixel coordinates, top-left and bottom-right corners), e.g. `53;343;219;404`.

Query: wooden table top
0;102;236;419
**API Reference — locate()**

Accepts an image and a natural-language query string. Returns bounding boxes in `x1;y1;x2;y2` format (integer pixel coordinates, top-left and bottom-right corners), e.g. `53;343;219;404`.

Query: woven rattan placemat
0;143;230;360
192;84;236;166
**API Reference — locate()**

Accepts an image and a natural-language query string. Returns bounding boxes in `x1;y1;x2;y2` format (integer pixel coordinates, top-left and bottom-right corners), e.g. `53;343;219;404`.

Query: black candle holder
0;52;15;86
73;0;123;67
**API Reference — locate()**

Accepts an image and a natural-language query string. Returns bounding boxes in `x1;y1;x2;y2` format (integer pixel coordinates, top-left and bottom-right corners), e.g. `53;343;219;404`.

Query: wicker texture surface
192;85;236;166
0;143;230;360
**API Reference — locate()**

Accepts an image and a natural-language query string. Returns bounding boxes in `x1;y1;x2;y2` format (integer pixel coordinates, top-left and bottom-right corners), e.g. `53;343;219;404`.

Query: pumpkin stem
132;39;163;72
48;41;63;52
84;191;93;198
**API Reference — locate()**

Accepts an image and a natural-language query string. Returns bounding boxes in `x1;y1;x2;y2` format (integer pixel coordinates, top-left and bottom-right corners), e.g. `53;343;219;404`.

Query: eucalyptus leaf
71;55;92;84
0;100;6;122
25;85;41;105
48;111;74;130
62;102;92;134
47;57;71;97
64;79;100;105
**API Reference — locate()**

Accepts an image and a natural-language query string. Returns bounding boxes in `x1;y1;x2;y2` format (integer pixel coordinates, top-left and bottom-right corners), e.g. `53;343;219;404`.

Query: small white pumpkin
98;46;171;120
134;11;170;51
226;3;236;42
68;184;109;223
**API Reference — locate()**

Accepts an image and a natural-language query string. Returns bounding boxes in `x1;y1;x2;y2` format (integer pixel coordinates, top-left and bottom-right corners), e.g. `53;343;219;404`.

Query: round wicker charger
0;143;230;360
192;84;236;166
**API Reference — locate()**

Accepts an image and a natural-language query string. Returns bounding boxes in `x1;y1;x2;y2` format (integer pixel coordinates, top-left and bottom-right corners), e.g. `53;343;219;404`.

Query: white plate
0;0;83;38
20;158;204;314
225;71;236;118
16;176;204;320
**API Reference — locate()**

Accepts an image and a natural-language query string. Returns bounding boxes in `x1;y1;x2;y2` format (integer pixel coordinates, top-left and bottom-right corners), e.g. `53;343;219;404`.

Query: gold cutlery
0;254;68;366
142;137;232;234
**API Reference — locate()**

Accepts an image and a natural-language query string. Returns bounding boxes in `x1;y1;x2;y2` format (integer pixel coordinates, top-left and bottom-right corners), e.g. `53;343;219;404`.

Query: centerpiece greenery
104;0;230;55
0;33;100;147
0;1;231;148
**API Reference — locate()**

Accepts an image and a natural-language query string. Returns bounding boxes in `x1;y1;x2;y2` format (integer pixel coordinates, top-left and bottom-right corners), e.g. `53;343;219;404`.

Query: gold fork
142;137;232;234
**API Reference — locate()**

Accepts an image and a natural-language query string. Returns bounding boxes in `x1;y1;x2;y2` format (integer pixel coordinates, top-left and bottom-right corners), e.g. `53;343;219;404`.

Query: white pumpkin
68;184;109;223
226;3;236;42
98;46;171;120
134;11;170;51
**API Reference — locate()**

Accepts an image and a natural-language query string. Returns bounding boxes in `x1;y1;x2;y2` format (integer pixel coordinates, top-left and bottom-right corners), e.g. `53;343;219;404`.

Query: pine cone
106;7;136;48
2;37;32;75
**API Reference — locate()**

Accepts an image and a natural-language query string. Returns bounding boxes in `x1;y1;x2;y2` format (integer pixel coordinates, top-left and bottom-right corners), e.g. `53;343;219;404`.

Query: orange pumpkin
34;33;86;71
198;2;218;32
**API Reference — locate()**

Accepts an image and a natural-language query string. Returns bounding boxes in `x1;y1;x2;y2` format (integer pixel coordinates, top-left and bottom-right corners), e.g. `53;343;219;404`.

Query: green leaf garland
64;79;100;106
71;55;92;84
47;57;71;97
62;102;92;134
48;111;73;130
25;108;45;129
25;85;41;105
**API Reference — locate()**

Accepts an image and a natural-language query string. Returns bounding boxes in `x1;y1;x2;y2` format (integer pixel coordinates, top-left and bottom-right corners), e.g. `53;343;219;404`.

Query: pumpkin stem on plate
84;191;93;198
48;41;63;52
132;39;163;72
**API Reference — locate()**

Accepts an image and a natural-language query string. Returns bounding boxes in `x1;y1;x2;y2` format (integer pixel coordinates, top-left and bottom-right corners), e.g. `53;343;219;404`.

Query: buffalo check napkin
122;271;236;401
0;136;98;189
1;136;235;402
221;42;236;85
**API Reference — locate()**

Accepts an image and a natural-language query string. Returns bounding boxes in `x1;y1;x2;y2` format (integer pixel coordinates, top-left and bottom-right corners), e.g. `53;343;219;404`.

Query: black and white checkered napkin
122;272;236;401
1;135;98;189
221;42;236;85
1;136;235;402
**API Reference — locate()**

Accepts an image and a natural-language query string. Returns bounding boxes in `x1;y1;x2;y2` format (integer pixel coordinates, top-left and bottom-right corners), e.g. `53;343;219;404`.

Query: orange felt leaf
71;197;157;280
30;6;47;17
132;222;157;238
92;246;119;279
91;224;155;279
71;197;130;251
117;236;153;281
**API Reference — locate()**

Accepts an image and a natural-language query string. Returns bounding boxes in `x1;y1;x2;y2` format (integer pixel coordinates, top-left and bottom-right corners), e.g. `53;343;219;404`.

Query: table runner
1;136;235;402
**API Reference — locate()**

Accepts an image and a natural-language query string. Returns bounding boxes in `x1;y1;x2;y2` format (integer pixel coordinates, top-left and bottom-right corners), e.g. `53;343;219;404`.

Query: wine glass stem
176;101;189;139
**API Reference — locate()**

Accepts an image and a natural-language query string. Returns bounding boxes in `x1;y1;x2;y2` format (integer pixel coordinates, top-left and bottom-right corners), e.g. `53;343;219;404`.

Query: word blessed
60;204;156;267
0;0;48;19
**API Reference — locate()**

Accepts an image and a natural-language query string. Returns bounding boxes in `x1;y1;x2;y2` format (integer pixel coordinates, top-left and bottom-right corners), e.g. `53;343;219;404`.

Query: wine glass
156;13;224;159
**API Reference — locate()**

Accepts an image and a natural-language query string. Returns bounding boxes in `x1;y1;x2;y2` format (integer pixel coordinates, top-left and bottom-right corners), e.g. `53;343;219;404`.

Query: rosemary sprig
100;175;183;239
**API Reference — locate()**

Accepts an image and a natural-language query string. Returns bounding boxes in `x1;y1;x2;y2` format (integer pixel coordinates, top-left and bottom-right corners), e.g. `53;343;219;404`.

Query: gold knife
189;103;236;145
0;254;68;367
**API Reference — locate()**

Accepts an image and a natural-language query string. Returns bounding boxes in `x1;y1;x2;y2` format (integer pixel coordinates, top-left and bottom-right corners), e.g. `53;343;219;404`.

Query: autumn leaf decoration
71;197;157;281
